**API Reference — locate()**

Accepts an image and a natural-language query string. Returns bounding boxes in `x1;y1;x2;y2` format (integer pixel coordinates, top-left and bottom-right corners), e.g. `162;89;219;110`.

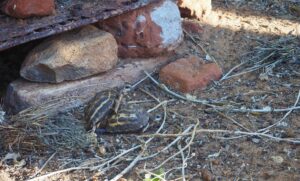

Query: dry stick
27;166;92;181
114;93;124;113
140;129;300;144
214;110;251;132
183;29;220;67
140;125;194;160
219;106;300;113
139;88;160;103
147;100;174;113
31;151;57;178
150;119;200;171
178;144;186;181
220;51;275;81
130;71;156;89
144;71;215;107
111;153;143;181
258;89;300;133
219;61;246;81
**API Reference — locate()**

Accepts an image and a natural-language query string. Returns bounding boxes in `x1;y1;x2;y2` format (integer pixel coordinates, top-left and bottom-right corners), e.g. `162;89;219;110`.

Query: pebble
271;156;284;164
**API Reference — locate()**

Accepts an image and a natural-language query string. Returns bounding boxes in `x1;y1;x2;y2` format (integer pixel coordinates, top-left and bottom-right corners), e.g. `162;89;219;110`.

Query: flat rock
159;56;222;93
20;25;118;83
1;0;55;19
5;57;169;114
98;0;183;58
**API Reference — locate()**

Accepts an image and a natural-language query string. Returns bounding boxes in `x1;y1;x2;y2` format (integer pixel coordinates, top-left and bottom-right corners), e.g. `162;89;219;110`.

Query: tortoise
85;89;149;134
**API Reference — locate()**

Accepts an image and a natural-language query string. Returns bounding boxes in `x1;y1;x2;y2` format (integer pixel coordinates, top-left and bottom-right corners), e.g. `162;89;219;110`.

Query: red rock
1;0;55;19
178;0;211;20
4;57;169;114
159;56;222;93
98;0;182;58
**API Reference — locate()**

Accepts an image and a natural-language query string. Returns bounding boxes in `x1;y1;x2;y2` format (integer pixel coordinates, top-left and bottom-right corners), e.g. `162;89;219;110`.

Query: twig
147;100;173;113
27;166;91;181
214;110;251;132
225;106;300;113
139;88;160;103
150;119;200;170
144;71;216;107
111;153;143;181
183;29;220;67
140;129;300;144
140;126;194;160
219;61;246;81
31;151;57;178
114;93;124;113
178;144;186;181
258;89;300;132
222;52;276;80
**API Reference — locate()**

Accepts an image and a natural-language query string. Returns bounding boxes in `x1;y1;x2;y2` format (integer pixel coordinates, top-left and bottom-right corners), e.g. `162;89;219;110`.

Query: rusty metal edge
0;0;160;51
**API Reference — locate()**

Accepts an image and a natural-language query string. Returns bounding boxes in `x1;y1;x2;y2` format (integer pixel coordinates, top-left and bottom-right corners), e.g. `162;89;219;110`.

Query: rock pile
3;0;221;114
4;0;183;114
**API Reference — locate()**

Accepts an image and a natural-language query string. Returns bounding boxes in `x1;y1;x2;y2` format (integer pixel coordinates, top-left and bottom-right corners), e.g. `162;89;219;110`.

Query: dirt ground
1;0;300;180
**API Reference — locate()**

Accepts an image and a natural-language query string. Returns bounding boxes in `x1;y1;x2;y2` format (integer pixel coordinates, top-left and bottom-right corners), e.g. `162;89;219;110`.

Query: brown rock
20;26;118;83
159;56;222;93
1;0;55;19
5;57;169;114
98;0;182;58
201;169;214;181
178;0;212;20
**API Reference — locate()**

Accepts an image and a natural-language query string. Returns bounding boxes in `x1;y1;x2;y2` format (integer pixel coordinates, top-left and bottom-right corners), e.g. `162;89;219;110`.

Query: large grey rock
5;57;169;114
20;25;118;83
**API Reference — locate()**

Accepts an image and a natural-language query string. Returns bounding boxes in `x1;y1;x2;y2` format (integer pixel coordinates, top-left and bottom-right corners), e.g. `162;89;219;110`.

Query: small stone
98;0;183;58
21;26;118;83
211;159;220;165
1;0;55;19
159;56;222;93
251;138;260;144
271;156;284;164
98;146;106;156
201;169;213;181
